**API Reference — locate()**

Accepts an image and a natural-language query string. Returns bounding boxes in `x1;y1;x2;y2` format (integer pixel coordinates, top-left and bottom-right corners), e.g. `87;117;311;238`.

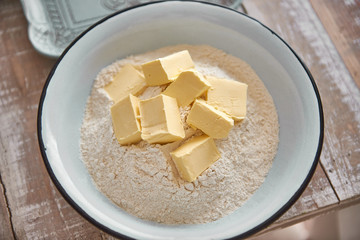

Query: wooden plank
0;174;14;240
0;0;109;239
243;0;360;202
310;0;360;88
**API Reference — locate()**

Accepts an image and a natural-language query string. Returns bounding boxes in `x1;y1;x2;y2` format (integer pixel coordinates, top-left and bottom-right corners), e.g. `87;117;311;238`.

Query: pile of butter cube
105;50;247;182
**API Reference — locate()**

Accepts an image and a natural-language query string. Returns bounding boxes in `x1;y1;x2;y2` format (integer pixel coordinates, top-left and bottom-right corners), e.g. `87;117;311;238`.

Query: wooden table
0;0;359;239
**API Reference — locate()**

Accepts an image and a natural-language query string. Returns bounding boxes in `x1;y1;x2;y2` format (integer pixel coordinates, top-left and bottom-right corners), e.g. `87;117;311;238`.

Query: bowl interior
39;1;322;239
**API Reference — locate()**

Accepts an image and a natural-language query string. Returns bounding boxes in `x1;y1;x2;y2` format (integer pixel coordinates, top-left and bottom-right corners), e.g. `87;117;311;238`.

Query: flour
80;45;279;224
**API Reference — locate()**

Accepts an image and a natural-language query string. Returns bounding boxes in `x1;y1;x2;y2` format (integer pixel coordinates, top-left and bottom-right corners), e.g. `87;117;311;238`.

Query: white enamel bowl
37;1;323;239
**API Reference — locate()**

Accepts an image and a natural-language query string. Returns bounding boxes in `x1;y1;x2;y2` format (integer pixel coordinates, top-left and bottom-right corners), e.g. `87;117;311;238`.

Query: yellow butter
141;50;195;86
162;70;211;107
139;94;185;144
170;135;220;182
111;94;142;145
206;76;248;120
104;64;147;103
187;99;234;139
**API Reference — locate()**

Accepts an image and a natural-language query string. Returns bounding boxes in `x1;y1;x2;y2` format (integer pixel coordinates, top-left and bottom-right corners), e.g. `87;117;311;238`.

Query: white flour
80;45;279;224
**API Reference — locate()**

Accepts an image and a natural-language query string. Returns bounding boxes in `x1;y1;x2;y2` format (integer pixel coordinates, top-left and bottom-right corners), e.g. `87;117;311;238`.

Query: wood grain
0;174;14;240
243;0;360;202
310;0;360;88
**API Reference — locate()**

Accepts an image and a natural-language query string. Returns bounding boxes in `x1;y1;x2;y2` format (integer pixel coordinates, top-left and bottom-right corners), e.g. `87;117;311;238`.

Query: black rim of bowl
37;1;324;239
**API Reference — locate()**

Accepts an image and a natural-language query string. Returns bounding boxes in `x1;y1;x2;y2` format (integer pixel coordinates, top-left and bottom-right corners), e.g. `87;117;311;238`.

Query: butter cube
139;94;185;144
141;50;195;86
111;94;142;145
206;76;248;120
104;64;147;103
187;99;234;139
171;135;220;182
162;70;211;107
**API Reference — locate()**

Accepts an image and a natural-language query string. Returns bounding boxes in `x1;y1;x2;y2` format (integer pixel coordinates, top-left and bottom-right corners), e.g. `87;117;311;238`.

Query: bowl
37;1;323;239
